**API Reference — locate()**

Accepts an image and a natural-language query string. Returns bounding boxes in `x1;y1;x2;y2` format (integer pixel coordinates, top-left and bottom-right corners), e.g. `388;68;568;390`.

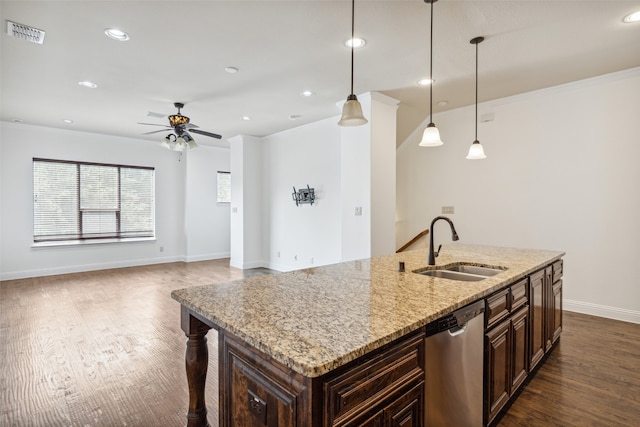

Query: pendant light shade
466;36;487;160
466;140;486;159
338;0;368;127
419;123;443;147
419;0;443;147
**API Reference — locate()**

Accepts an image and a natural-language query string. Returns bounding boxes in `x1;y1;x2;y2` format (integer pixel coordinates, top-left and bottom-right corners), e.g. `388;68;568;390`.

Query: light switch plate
442;206;454;214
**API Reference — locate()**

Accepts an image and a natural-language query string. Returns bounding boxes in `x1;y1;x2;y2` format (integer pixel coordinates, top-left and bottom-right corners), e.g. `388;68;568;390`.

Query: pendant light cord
475;40;478;141
429;0;434;123
350;0;355;95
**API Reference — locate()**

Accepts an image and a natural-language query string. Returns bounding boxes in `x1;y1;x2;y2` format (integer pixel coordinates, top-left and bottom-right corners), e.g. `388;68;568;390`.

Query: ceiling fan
138;102;222;151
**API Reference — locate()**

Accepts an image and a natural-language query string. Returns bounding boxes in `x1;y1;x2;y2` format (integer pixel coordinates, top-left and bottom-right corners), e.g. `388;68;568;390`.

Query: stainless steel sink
444;264;503;277
415;263;506;282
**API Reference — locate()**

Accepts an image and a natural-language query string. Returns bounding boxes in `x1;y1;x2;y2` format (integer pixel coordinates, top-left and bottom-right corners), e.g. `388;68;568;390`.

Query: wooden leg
181;307;212;427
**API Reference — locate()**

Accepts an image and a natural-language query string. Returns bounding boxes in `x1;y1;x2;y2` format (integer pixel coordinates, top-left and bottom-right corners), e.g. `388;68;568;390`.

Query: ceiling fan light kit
138;102;220;151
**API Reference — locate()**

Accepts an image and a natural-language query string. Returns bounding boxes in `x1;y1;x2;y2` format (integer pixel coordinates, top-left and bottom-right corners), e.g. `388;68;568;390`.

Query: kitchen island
172;244;564;427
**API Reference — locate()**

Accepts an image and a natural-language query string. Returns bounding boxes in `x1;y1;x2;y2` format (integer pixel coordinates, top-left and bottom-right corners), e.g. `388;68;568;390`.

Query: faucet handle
435;244;442;258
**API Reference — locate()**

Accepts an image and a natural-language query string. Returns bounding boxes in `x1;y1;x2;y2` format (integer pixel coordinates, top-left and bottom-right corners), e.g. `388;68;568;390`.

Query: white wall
340;118;372;262
397;68;640;323
263;117;342;271
229;135;264;269
370;93;399;257
184;146;231;261
0;122;230;280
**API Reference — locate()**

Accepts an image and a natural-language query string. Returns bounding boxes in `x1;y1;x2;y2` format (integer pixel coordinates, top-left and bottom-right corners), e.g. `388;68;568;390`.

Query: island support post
181;306;212;427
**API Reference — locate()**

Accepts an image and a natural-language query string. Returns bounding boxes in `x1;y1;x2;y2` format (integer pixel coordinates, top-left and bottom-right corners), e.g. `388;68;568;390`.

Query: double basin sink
416;263;506;282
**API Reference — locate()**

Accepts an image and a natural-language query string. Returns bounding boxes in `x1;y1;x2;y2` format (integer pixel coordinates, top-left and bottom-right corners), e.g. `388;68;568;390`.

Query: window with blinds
216;171;231;203
33;158;155;243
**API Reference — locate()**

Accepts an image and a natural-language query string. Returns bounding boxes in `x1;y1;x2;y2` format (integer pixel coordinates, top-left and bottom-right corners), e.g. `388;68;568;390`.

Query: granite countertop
171;243;564;378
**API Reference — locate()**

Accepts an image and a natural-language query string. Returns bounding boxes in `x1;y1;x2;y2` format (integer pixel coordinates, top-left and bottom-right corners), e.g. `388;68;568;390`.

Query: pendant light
466;36;487;159
338;0;368;126
419;0;443;147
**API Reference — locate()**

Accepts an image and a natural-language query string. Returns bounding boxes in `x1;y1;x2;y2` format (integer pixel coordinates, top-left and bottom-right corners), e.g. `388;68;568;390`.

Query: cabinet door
544;267;554;352
550;280;563;344
220;332;311;427
228;355;296;427
383;381;424;427
338;410;384;427
529;269;545;370
510;306;529;393
485;320;511;425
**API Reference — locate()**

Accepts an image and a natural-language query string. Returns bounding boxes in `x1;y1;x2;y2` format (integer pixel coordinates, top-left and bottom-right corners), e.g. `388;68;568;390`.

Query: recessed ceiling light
345;38;366;48
242;116;252;121
623;10;640;23
63;119;74;124
104;28;130;41
78;81;97;88
300;90;314;97
418;78;435;86
225;66;239;74
437;100;448;107
289;115;302;120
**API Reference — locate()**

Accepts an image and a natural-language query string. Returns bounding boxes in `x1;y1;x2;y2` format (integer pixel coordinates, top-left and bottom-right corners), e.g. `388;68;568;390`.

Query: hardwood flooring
1;260;638;426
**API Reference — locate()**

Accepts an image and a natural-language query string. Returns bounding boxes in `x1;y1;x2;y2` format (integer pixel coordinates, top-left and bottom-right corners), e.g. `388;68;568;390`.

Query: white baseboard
184;252;230;262
265;261;294;272
564;299;640;324
0;256;182;281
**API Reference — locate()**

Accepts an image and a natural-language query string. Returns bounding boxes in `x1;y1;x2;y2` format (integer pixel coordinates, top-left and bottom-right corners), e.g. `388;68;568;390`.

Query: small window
217;171;231;203
33;158;155;243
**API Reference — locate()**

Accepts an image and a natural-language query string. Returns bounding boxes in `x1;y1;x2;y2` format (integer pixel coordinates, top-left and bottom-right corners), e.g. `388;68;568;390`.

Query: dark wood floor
1;260;638;426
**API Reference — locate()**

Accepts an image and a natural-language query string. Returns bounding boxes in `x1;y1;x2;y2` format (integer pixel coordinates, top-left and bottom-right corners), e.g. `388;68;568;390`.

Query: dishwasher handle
448;324;468;337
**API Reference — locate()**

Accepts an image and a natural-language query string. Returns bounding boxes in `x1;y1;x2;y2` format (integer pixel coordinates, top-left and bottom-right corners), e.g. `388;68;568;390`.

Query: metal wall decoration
292;185;315;206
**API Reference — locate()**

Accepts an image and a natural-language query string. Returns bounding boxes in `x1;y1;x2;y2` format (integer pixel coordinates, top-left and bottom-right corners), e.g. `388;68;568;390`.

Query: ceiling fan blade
142;129;174;135
190;129;222;139
137;122;170;127
185;123;200;129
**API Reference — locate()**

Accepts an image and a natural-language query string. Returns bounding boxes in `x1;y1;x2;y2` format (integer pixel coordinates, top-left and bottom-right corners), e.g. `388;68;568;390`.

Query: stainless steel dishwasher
425;299;485;427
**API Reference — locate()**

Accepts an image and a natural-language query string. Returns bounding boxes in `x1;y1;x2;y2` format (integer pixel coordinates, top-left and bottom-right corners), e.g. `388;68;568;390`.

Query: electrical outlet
277;251;280;258
442;206;454;214
310;257;314;264
159;246;164;252
294;255;297;261
355;206;362;216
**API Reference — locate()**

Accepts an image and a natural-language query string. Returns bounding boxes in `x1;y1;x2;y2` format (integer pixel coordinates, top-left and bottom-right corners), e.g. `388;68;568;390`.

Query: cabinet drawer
486;289;510;329
324;333;424;425
510;278;528;312
552;260;563;283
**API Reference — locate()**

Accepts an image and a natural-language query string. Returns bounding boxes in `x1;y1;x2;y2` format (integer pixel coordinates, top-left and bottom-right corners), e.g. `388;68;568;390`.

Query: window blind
33;159;155;242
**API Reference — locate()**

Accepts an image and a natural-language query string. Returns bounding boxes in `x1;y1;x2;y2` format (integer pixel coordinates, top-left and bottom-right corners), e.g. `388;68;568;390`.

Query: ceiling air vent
6;20;45;44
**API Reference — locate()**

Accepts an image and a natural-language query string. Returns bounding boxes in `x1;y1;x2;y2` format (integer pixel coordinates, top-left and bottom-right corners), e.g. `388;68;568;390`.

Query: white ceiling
1;1;639;149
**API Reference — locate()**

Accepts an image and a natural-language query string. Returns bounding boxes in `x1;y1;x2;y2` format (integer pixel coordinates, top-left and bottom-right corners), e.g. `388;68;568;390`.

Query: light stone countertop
171;243;564;378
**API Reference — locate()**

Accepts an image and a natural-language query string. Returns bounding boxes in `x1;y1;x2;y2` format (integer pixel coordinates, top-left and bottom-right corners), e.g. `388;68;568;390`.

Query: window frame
216;170;231;204
32;158;155;245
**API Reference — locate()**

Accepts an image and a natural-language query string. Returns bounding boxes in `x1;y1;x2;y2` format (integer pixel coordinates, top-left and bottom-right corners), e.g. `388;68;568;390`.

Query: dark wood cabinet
484;279;529;425
324;333;425;427
220;332;315;427
510;306;529;392
219;328;425;427
485;318;510;423
383;381;424;427
529;269;545;370
530;260;563;371
548;260;563;348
